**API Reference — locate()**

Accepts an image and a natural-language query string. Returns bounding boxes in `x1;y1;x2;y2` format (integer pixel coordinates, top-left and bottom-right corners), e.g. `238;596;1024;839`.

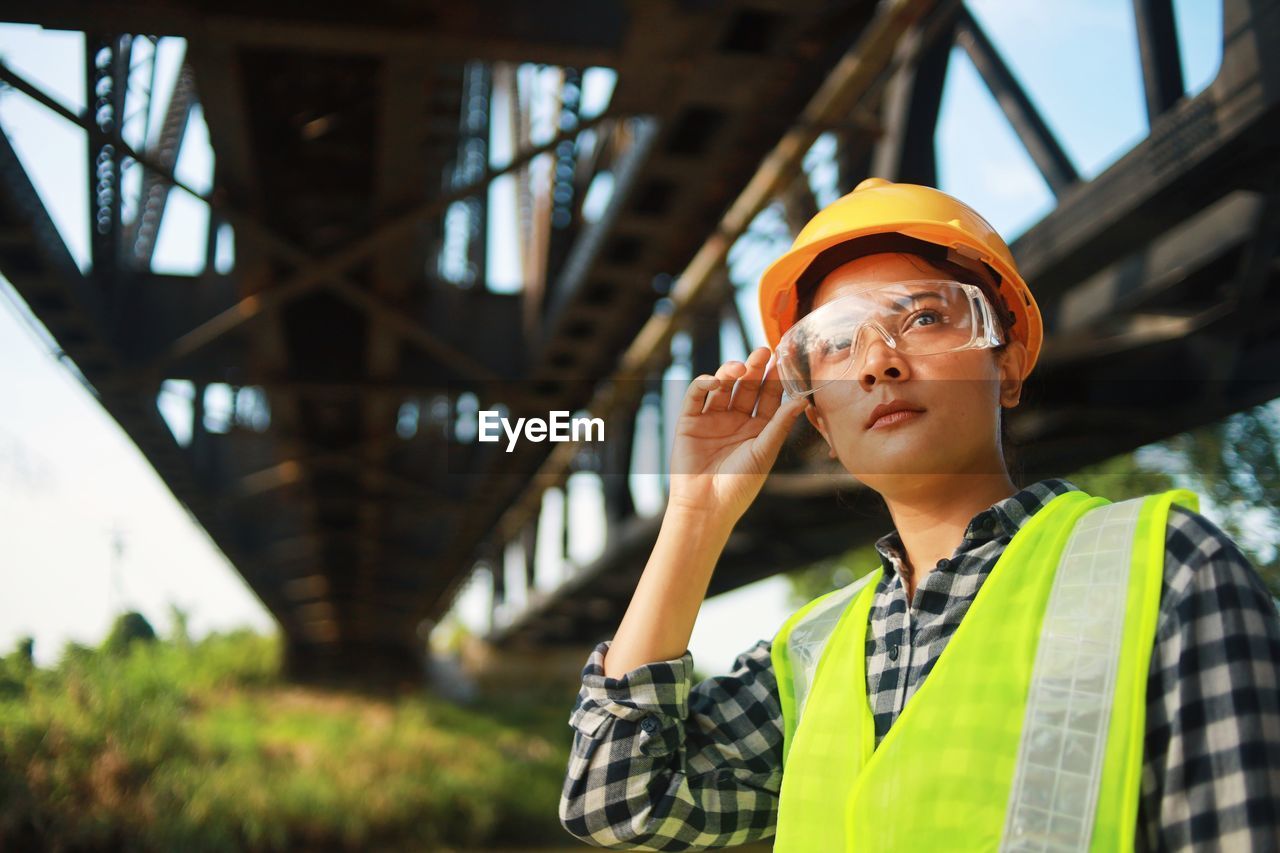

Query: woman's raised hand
603;346;806;678
667;345;809;523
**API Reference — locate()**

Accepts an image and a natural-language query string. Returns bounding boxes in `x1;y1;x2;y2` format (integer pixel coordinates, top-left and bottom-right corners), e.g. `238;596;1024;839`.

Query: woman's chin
847;453;1010;492
841;444;998;483
840;436;947;479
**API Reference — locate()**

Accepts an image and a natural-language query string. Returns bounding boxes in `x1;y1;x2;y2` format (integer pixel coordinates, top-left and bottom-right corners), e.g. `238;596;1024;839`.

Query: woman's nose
856;333;909;390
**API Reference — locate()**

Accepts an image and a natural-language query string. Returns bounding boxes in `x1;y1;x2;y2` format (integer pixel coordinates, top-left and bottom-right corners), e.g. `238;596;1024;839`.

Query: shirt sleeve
558;638;783;850
1140;504;1280;852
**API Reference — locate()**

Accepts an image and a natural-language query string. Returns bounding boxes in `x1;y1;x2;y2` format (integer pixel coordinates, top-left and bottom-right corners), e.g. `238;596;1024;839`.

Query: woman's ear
997;341;1028;408
804;401;838;457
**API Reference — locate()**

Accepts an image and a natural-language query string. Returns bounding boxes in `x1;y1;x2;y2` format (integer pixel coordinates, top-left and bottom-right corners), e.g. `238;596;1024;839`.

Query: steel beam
871;9;957;185
159;108;613;375
1014;0;1280;300
1132;0;1187;124
1051;190;1264;335
85;33;130;289
128;59;197;268
1;1;626;65
0;120;104;344
0;61;510;386
490;0;940;550
954;6;1078;196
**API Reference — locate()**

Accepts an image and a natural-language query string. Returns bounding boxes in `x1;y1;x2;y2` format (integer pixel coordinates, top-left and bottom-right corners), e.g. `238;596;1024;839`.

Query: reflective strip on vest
1002;497;1143;851
787;571;879;727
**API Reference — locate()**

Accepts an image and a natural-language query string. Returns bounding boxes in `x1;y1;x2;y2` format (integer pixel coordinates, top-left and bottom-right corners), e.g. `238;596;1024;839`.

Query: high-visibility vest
770;489;1198;851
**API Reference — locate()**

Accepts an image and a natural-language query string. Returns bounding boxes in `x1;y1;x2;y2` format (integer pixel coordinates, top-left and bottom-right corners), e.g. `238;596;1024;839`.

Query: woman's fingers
681;361;744;418
729;347;772;414
754;359;787;421
752;395;808;461
681;374;720;418
684;349;781;418
702;360;746;412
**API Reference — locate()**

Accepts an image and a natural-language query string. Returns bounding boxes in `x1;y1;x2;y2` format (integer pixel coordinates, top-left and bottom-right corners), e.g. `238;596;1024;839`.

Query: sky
0;1;1223;674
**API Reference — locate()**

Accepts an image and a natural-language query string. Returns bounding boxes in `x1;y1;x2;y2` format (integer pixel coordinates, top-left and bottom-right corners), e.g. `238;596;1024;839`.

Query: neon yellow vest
770;489;1198;851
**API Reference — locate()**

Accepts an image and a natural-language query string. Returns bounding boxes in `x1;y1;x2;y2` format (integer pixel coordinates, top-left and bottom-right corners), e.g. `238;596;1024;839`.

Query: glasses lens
890;283;975;355
776;281;983;396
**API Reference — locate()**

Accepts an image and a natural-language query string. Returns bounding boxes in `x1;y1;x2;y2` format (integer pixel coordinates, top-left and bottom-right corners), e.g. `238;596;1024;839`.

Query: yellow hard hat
758;177;1042;378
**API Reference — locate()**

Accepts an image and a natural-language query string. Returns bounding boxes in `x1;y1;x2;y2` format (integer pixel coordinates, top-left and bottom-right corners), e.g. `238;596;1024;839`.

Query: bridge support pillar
431;635;597;703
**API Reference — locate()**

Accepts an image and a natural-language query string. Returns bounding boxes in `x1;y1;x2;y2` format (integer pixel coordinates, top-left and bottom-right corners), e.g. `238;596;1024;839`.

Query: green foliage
167;604;192;647
0;637;34;700
1058;452;1177;502
0;629;572;850
427;614;471;657
102;611;157;655
1154;402;1280;593
787;542;883;608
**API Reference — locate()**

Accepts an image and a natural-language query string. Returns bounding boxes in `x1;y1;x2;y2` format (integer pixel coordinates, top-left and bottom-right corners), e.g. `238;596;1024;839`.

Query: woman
558;179;1280;850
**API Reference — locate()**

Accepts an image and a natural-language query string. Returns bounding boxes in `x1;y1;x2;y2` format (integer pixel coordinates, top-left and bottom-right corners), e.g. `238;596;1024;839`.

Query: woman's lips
868;409;924;430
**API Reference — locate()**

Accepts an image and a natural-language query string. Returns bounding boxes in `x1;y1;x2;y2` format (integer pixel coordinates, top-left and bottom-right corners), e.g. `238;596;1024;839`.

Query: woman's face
800;252;1027;492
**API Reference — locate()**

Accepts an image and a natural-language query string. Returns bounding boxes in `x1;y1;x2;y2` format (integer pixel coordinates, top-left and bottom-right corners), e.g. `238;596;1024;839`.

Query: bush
0;629;572;851
102;611;157;655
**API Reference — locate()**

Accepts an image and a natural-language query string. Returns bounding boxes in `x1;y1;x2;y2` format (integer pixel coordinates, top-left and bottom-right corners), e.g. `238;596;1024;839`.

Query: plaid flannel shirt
559;479;1280;851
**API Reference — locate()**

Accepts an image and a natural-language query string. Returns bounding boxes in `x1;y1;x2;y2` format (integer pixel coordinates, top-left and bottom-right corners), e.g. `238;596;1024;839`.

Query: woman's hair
792;235;1024;483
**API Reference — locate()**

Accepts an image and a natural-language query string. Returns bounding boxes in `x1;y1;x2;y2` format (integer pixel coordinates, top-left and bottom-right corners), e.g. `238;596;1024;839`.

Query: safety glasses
773;280;1005;398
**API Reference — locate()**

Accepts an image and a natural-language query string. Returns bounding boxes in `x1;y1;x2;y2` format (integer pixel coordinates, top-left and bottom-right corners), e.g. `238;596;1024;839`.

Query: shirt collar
873;478;1082;575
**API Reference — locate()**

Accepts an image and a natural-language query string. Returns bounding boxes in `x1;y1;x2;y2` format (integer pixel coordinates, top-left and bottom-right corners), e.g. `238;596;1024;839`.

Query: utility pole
108;524;127;616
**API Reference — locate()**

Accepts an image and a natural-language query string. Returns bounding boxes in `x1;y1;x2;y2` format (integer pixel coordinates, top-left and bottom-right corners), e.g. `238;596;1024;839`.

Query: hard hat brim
758;221;1042;379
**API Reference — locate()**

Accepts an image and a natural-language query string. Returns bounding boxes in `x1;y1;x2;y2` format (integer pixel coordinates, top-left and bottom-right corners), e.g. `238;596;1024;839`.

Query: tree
1155;401;1280;594
0;636;35;698
102;611;157;654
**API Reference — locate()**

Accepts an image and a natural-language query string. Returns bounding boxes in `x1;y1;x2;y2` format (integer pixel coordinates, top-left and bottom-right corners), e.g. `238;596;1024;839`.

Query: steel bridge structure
0;0;1277;679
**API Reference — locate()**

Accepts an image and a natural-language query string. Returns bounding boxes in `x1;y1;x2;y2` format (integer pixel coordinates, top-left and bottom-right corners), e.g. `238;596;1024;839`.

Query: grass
0;625;577;851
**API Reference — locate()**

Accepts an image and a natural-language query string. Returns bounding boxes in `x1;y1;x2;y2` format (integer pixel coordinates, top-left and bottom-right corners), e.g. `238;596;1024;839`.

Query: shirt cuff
568;640;694;739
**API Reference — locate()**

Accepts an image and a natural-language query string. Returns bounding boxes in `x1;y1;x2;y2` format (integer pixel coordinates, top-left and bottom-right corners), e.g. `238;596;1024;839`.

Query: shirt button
936;558;949;570
888;644;899;662
639;716;660;734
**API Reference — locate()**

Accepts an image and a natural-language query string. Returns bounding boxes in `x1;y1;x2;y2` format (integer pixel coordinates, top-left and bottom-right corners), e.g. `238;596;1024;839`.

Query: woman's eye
907;309;942;328
816;336;850;360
